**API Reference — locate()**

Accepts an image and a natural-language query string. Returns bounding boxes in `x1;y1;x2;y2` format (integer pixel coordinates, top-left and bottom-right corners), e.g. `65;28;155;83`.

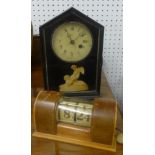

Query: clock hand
66;33;75;45
65;29;72;41
67;33;72;40
74;32;85;41
74;35;80;41
65;29;77;45
68;34;75;45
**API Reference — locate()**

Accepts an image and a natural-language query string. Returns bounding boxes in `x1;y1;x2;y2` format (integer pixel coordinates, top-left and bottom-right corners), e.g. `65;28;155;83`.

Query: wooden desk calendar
33;91;117;154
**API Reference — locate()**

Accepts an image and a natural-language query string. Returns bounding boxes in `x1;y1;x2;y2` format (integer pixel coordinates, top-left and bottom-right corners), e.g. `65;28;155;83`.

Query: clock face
51;22;93;62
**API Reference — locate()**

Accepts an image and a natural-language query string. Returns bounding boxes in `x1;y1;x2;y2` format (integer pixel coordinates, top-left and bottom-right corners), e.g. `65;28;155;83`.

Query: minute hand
74;35;80;41
65;30;72;41
74;33;86;40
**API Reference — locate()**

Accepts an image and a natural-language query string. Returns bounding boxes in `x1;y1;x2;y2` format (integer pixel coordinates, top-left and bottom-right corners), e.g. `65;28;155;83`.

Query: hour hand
65;29;72;40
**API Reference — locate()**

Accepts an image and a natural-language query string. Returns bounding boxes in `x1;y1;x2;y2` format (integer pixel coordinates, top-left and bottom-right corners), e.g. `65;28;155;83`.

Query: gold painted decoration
59;65;88;91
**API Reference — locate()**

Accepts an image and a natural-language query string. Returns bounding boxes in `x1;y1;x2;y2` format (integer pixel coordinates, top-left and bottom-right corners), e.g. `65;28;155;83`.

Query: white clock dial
51;22;93;62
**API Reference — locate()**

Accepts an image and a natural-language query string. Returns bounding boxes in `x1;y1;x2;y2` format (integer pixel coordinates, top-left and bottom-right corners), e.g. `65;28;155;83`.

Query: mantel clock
40;7;104;98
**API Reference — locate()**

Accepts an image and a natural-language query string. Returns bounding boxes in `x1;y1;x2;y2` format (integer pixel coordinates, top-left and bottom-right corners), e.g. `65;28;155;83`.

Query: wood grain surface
91;98;117;145
34;91;61;134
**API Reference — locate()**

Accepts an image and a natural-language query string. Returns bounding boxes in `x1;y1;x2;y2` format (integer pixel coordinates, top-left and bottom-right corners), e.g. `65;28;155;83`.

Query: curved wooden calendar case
33;91;117;154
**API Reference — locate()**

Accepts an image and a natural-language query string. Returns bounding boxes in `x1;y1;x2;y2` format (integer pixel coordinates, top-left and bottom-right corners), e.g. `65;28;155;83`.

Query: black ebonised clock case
39;7;104;98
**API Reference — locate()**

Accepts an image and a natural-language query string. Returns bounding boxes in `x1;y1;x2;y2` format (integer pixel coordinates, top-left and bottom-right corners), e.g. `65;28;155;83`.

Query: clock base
33;131;116;153
59;80;88;91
